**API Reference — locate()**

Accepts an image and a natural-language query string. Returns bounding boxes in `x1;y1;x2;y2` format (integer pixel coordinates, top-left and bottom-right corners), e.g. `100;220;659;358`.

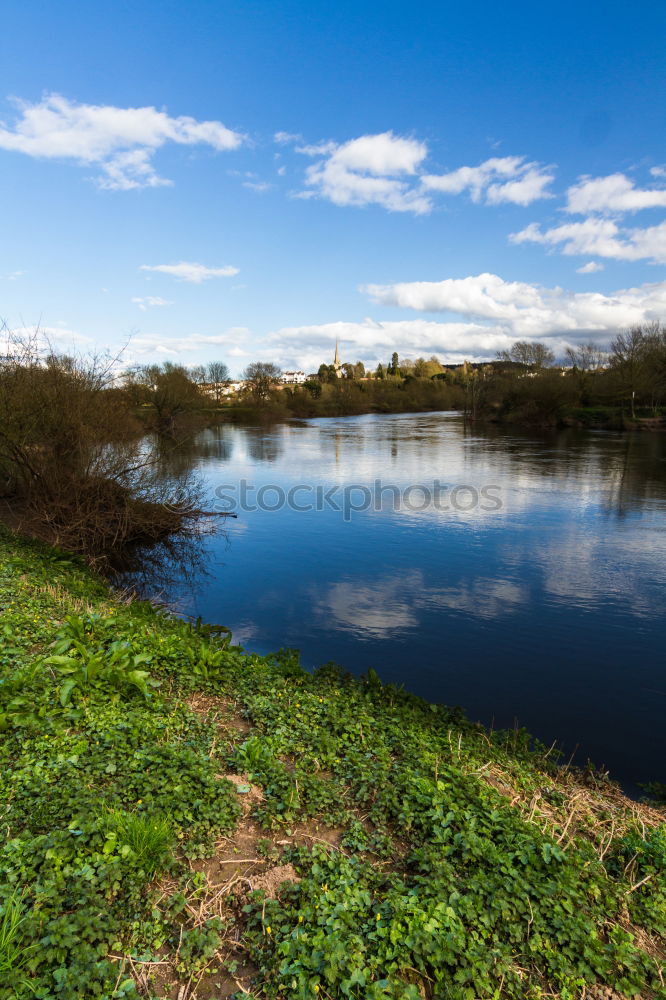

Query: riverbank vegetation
459;325;666;428
0;340;212;568
1;526;664;999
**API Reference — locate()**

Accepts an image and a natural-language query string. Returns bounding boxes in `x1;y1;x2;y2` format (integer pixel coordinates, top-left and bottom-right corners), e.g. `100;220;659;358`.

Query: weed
104;810;174;876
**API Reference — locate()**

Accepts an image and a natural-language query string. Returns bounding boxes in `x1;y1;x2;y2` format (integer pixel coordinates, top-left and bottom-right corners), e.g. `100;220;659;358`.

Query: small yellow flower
321;883;328;893
265;925;272;934
376;912;381;920
314;987;320;993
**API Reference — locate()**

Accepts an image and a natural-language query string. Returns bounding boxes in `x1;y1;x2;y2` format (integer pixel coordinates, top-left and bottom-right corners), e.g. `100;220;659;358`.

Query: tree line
461;324;666;426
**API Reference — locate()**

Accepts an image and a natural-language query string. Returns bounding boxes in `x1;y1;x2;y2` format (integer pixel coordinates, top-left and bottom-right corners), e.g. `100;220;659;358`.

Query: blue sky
1;0;665;375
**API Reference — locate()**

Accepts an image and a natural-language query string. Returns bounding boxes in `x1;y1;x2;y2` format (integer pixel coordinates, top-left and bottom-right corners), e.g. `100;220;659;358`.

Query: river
153;412;666;793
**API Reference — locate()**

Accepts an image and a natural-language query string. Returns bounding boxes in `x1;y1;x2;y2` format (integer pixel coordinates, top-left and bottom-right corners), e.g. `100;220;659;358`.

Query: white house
282;370;307;384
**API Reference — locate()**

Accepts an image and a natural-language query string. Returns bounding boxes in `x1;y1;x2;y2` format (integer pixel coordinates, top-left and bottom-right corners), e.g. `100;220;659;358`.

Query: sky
1;0;665;376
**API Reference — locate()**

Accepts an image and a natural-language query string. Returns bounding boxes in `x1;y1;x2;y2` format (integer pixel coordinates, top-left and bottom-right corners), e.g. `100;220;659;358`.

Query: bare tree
242;361;282;402
126;362;204;434
206;361;231;403
564;342;607;372
610;323;666;415
497;341;556;368
0;332;207;567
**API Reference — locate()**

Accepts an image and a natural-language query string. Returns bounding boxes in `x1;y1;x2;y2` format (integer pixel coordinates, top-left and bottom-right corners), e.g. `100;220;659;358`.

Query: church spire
334;340;341;370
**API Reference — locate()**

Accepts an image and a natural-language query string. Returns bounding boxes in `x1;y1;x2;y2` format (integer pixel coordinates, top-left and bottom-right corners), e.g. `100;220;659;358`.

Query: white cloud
422;156;555;206
131;296;173;311
330;133;426;175
2;324;91;354
273;131;302;145
565;173;666;214
361;271;666;338
139;261;239;283
270;316;516;368
125;328;251;357
0;93;243;190
300;131;432;214
1;269;24;280
510;217;666;263
291;135;554;213
651;166;666;179
243;179;272;192
576;261;604;274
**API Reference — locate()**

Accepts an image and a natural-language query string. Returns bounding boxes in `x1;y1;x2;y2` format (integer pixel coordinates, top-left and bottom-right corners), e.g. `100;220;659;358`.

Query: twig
627;873;654;894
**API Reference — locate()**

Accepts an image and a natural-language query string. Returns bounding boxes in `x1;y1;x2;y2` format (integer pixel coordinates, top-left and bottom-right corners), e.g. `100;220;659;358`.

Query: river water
156;412;666;793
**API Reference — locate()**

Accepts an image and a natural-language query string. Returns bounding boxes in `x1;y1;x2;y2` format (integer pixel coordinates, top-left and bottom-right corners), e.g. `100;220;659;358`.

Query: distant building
282;370;307;384
333;341;343;378
199;381;243;398
213;381;244;396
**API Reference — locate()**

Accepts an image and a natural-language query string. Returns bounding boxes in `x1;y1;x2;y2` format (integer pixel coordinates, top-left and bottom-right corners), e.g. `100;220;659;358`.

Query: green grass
103;811;174;877
0;890;33;988
0;525;664;999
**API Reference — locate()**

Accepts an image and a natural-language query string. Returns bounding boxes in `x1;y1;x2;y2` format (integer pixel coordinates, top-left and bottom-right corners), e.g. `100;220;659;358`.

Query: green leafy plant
44;615;159;704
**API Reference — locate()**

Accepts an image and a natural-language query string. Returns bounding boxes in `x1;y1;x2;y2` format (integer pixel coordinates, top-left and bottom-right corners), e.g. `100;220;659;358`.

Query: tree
564;342;607;372
127;362;204;435
388;352;401;376
318;363;337;383
0;333;205;566
610;323;666;416
207;360;230;383
564;342;608;400
353;361;366;379
497;341;555;368
242;361;282;402
205;361;231;403
375;363;386;380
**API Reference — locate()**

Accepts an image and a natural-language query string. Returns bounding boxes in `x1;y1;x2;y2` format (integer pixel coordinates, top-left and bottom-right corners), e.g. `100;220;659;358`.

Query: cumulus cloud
0;93;243;189
565;172;666;214
361;272;666;338
131;296;173;310
139;261;240;283
299;131;432;214
576;261;604;274
269;317;509;369
290;134;556;213
510;217;666;263
422;156;555;206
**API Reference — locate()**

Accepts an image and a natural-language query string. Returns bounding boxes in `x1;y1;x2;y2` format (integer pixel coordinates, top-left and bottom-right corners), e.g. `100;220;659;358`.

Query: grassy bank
0;528;664;1000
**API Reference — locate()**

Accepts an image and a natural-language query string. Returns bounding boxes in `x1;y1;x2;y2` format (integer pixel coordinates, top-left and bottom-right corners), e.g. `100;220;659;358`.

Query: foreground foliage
0;527;664;999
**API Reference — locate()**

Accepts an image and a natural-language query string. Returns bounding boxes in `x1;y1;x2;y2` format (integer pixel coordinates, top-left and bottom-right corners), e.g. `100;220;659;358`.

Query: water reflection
312;572;529;639
244;428;284;463
140;413;666;792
